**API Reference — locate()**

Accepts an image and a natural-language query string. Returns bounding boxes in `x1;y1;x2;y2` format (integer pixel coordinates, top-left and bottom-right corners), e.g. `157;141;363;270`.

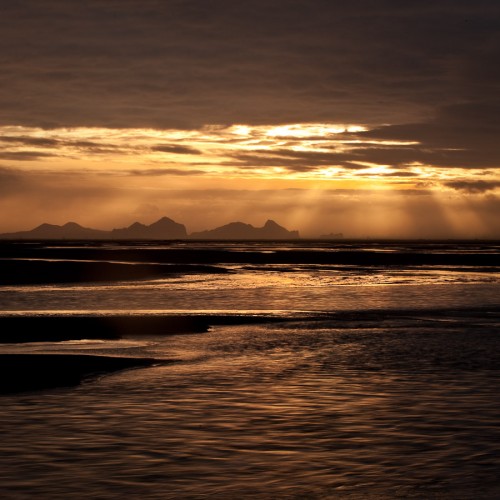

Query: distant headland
0;217;302;240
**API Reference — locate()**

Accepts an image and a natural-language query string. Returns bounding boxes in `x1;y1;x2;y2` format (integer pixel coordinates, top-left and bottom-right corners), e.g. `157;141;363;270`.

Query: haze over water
1;240;499;499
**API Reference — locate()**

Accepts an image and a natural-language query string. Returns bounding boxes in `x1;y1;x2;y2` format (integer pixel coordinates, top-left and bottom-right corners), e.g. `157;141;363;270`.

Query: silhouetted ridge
149;216;187;235
111;217;186;238
0;216;187;240
189;220;299;239
0;217;299;240
63;222;83;229
260;219;299;238
16;222;106;239
33;223;59;232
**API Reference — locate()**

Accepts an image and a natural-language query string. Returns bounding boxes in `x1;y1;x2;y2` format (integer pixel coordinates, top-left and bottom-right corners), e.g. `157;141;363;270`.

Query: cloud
382;171;420;177
0;2;496;183
0;136;60;146
0;151;55;161
125;168;208;176
0;1;497;237
357;101;500;169
0;1;498;129
227;149;362;172
152;144;202;155
444;180;500;193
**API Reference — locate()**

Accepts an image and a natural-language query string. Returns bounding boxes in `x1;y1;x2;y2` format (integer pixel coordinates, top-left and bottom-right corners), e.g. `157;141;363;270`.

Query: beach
0;240;499;498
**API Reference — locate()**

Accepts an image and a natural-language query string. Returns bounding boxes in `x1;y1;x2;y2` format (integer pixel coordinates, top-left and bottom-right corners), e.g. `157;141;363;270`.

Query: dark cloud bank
0;0;498;130
0;1;498;182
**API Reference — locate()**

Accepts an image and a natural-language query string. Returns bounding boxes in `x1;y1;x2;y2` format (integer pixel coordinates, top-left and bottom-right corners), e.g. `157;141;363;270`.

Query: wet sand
1;240;499;270
0;313;298;394
0;354;160;394
0;259;227;285
0;313;208;394
0;315;211;343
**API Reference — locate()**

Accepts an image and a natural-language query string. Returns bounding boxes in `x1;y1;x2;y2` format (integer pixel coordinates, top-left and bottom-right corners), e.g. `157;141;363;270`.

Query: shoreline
0;315;211;343
0;313;305;344
0;259;228;286
0;353;160;394
0;307;498;343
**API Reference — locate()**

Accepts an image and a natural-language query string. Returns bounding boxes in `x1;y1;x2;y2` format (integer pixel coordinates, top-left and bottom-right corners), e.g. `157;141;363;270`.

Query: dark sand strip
0;259;227;285
1;241;499;267
0;314;302;344
0;315;210;343
0;354;160;394
2;308;497;344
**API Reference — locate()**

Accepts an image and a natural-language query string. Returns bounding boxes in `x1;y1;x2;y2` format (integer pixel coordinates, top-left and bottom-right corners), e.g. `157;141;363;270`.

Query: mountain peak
63;222;83;229
109;216;187;239
0;216;298;240
149;216;178;228
152;216;175;224
189;219;299;240
34;223;59;230
264;219;280;228
147;217;187;237
128;221;146;230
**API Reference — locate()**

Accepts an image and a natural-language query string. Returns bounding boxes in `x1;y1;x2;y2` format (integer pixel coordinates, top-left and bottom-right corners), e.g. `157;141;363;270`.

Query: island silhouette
0;217;300;240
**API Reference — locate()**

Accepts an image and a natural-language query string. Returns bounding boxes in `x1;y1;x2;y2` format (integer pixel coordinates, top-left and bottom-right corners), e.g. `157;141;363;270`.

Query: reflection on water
1;241;499;314
1;241;499;498
1;279;500;314
1;320;500;499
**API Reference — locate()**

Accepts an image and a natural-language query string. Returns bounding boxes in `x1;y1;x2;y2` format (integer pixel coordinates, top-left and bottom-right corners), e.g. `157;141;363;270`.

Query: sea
0;240;499;499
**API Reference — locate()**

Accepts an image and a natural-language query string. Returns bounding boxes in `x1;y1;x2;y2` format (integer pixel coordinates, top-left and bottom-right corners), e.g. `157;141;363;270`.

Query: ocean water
0;241;499;499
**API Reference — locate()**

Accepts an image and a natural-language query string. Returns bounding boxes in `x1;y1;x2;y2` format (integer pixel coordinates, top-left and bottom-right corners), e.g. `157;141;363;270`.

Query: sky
0;0;499;238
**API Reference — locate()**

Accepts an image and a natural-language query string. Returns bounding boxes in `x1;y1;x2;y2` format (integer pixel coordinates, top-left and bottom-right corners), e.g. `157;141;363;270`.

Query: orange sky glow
1;122;498;238
0;2;498;238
